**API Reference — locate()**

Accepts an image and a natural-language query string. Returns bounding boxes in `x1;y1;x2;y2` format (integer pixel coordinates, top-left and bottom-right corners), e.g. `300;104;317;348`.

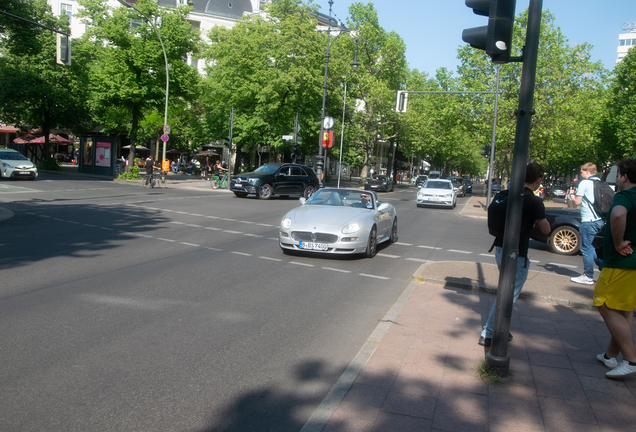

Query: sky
312;0;636;77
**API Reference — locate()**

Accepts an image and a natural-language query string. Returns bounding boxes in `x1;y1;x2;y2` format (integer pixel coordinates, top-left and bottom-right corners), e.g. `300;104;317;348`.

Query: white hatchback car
0;149;38;180
416;179;456;209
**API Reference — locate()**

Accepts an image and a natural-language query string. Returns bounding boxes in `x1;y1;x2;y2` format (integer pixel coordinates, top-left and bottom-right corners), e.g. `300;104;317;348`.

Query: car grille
291;231;339;243
422;193;448;198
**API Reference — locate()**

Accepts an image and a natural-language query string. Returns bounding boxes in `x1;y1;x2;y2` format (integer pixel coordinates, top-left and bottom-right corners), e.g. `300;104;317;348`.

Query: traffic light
56;34;71;65
292;143;300;155
480;145;491;158
396;91;408;113
322;131;333;148
462;0;516;64
225;137;231;148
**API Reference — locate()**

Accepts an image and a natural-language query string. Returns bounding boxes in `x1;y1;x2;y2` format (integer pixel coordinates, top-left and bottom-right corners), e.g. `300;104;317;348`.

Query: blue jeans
580;219;604;278
481;247;530;338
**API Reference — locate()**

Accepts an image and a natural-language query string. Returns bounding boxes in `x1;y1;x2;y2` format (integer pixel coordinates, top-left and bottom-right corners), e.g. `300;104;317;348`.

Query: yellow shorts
593;268;636;311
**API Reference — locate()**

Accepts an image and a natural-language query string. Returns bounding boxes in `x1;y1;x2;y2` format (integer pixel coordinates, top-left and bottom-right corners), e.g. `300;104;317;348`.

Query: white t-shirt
576;177;601;222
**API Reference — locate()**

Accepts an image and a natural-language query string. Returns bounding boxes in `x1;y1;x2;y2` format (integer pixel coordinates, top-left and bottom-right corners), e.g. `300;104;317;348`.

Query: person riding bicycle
213;160;227;182
145;156;160;187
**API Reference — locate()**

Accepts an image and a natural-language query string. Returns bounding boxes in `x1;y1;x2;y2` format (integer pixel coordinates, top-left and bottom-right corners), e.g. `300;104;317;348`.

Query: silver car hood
287;205;371;229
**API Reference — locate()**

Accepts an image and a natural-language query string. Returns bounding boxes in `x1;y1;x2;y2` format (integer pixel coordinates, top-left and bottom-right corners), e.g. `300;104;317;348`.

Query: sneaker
571;274;594;285
597;352;619;369
606;361;636;379
478;333;513;347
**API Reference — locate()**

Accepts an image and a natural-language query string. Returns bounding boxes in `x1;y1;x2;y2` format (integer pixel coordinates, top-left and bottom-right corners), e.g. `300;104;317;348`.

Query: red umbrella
29;134;72;144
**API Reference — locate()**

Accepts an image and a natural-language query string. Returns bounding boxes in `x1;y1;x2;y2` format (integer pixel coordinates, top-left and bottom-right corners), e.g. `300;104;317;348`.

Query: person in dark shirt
479;163;551;346
145;156;158;187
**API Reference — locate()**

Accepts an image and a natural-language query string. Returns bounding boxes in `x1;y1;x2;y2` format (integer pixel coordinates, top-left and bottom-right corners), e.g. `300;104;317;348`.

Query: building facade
617;21;636;63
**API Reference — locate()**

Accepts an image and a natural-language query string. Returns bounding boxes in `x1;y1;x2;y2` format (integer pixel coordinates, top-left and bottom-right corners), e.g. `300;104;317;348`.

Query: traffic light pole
486;64;501;207
486;0;543;377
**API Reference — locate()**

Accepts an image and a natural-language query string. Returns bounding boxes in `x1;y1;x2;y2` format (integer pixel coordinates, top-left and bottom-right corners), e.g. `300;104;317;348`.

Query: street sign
164;125;171;134
282;135;294;140
160;134;169;142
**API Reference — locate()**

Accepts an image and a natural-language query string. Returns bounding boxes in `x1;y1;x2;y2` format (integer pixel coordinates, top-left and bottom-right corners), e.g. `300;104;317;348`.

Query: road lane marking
231;251;252;256
377;253;400;258
405;258;429;263
223;230;242;234
100;227;115;231
323;267;351;273
447;249;472;254
395;242;413;246
290;261;314;267
180;242;200;247
157;237;176;242
205;227;222;231
549;262;577;268
418;245;441;250
259;256;282;261
359;273;390;280
170;221;185;225
479;253;495;258
185;224;202;228
205;247;223;251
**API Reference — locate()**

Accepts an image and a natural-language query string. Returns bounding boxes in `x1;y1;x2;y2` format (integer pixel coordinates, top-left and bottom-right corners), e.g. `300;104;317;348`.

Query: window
61;3;72;24
620;40;625;46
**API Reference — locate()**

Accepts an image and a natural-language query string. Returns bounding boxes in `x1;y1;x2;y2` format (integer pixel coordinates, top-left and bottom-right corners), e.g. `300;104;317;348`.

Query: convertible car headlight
281;217;292;230
342;223;361;234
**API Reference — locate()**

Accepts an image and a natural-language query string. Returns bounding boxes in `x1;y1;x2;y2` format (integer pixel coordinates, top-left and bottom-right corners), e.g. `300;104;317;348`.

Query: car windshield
372;175;388;181
306;189;374;209
424;181;452;190
254;164;280;174
0;151;29;161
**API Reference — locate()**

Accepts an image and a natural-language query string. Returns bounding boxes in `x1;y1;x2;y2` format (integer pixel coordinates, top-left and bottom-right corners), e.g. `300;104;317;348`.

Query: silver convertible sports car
279;188;398;258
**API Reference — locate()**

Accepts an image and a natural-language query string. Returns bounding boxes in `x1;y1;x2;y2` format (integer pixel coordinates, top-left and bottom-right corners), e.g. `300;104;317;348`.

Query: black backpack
584;178;615;219
487;189;534;251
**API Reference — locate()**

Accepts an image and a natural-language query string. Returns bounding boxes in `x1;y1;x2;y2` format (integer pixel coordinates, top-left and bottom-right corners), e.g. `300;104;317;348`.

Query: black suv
230;163;319;200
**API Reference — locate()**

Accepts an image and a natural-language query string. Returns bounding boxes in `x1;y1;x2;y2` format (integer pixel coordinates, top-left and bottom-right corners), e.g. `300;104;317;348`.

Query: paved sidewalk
303;263;636;432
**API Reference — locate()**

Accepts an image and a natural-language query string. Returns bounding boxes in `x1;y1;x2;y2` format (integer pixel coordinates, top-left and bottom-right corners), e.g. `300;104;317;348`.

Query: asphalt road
0;175;585;431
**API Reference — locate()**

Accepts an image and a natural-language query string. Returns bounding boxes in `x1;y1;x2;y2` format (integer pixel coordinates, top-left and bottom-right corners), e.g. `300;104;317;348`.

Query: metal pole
486;0;543;377
486;64;500;207
337;82;347;188
227;106;233;189
317;0;334;188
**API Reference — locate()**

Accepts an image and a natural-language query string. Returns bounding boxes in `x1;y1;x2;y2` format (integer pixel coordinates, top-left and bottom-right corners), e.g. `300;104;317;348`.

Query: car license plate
299;241;328;251
371;185;378;188
19;171;30;175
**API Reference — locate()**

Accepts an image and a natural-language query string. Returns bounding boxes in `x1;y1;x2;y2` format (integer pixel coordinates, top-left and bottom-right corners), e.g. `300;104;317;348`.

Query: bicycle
210;173;228;189
143;171;168;189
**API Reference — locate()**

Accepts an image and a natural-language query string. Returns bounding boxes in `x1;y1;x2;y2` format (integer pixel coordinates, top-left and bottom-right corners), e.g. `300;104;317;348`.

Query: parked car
529;208;603;255
491;181;502;192
364;174;394;192
549;186;567;200
416;179;457;209
279;188;398;258
230;163;319;200
447;177;466;197
415;175;428;187
0;149;38;180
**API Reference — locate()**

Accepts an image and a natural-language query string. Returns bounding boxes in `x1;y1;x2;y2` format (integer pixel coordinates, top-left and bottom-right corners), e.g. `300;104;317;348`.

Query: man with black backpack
479;163;551;346
569;163;614;285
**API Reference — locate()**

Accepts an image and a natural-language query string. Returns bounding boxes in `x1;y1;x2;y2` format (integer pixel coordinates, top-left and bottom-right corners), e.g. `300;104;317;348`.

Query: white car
416;179;456;209
0;149;38;180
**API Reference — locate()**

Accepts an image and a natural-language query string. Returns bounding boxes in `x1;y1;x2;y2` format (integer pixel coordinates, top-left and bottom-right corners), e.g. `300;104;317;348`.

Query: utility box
78;135;118;177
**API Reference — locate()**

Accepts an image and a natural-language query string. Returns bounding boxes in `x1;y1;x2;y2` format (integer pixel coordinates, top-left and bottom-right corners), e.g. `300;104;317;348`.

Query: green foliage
118;166;141;180
36;157;62;171
602;46;636;162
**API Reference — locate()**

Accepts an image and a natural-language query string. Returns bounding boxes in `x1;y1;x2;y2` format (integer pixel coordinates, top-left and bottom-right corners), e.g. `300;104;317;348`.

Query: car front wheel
549;226;581;255
365;226;378;258
258;184;273;200
390;218;398;243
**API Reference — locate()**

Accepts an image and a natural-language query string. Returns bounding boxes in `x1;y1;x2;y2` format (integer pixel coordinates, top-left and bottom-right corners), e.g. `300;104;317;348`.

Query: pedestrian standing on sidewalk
570;163;605;285
593;158;636;379
479;163;551;346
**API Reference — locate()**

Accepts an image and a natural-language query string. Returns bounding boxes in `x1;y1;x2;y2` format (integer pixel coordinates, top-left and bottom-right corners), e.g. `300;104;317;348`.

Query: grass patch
476;360;510;384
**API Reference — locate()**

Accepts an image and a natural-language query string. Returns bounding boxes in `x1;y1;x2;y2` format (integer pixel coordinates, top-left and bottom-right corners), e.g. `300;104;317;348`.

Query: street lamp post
117;0;170;162
317;0;360;187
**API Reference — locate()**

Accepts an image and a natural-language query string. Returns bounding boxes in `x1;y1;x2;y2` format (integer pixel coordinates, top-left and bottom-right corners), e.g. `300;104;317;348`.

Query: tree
0;0;92;161
456;9;610;183
76;0;202;164
344;2;408;183
602;46;636;162
200;0;337;171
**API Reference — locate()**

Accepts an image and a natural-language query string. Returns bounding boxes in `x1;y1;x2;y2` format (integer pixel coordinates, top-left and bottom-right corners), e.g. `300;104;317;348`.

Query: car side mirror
378;203;390;211
299;197;307;205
